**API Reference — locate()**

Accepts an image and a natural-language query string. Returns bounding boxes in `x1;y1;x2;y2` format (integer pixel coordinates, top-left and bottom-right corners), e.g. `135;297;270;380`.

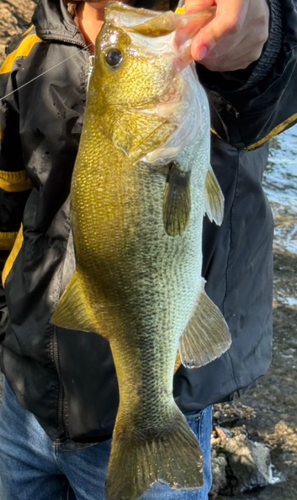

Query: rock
0;0;37;63
213;401;256;428
213;426;282;495
210;449;228;497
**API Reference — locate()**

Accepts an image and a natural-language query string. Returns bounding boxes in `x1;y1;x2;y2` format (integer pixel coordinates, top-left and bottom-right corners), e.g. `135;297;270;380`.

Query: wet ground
0;2;297;499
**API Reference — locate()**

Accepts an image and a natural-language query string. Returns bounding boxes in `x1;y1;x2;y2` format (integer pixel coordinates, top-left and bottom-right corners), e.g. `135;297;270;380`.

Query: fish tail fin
106;409;204;500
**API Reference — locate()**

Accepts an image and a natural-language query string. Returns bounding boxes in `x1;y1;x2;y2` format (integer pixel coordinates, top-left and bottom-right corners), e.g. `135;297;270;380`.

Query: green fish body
52;3;231;499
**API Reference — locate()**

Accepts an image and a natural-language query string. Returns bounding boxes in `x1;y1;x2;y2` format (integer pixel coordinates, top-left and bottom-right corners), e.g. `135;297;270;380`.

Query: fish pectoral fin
106;408;204;500
205;165;224;225
163;161;191;237
179;282;231;368
51;271;98;333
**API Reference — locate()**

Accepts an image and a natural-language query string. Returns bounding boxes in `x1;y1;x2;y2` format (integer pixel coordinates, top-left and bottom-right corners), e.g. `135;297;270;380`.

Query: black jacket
0;0;296;448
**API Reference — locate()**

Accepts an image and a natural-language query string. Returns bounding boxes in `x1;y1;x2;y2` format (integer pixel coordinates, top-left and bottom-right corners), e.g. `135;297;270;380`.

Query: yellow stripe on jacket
0;169;33;192
2;226;24;285
247;114;297;150
0;34;43;75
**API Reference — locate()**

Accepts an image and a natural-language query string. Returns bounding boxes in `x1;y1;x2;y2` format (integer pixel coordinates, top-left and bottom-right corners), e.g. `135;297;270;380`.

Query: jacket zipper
40;33;91;443
50;53;92;442
52;325;67;442
87;55;95;90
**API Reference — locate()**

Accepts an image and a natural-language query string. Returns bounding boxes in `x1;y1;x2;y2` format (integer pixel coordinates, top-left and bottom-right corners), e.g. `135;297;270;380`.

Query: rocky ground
0;0;36;62
212;252;297;499
1;1;297;499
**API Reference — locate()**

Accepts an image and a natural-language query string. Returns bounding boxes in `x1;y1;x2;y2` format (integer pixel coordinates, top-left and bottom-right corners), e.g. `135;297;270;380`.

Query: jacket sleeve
197;0;297;149
0;55;33;342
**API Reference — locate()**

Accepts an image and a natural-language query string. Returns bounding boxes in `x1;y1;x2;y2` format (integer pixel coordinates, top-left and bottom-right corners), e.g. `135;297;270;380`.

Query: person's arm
0;55;33;342
187;0;297;149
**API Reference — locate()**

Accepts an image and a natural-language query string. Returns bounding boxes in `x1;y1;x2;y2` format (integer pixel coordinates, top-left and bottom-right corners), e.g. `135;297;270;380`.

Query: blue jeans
0;382;212;499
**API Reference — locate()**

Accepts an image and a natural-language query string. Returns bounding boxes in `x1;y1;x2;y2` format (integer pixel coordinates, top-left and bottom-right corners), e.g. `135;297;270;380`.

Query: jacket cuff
241;0;283;89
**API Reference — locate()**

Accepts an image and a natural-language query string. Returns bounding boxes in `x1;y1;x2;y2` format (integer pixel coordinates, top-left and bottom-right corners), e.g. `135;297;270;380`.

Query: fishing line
0;43;93;103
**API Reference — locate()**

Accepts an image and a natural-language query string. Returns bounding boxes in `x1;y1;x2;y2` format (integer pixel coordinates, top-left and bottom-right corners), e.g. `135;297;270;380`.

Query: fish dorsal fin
163;160;191;237
179;281;231;368
51;271;98;333
205;165;224;225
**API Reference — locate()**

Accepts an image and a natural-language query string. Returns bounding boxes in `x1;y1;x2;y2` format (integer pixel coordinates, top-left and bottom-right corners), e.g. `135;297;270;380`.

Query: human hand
184;0;270;72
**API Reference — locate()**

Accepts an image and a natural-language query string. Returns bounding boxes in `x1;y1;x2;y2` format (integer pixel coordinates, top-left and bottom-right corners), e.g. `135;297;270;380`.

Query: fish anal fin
205;165;224;225
51;271;98;333
107;408;204;500
163;161;191;237
180;283;231;368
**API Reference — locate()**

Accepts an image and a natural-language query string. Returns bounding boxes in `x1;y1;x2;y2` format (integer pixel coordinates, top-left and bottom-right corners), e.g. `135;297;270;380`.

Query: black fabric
0;252;9;342
0;0;296;447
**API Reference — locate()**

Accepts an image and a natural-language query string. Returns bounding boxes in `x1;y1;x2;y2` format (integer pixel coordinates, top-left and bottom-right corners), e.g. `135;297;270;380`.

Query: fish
51;2;231;499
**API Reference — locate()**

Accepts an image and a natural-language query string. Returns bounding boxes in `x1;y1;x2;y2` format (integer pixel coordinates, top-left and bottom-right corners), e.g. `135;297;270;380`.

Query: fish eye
104;48;123;68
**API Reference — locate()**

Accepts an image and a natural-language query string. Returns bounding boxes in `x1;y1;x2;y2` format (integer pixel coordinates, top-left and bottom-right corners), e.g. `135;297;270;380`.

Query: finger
200;11;269;71
185;0;215;14
201;32;265;71
202;51;255;72
174;8;216;50
191;0;249;61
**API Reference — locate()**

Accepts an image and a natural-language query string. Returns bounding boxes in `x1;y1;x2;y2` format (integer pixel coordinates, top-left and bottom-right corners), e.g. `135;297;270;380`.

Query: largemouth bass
52;3;231;499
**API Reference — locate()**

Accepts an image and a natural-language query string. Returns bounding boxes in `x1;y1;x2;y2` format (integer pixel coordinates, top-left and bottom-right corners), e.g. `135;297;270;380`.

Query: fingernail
198;45;208;61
